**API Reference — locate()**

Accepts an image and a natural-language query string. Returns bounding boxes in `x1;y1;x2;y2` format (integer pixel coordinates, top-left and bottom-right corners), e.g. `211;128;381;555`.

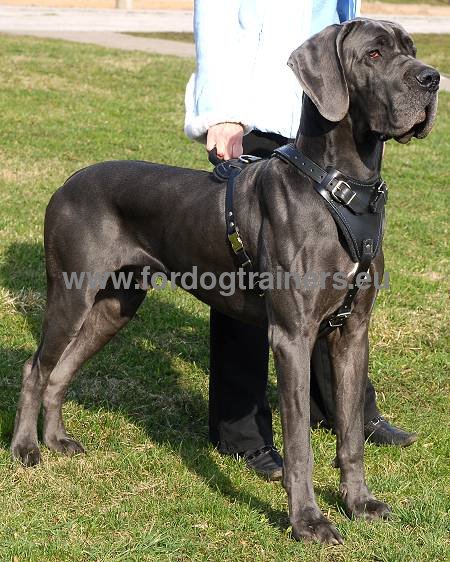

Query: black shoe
242;445;283;481
364;416;418;447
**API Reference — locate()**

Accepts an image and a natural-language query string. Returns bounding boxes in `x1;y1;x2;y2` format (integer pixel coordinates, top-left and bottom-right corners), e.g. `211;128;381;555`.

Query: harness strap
274;143;327;183
317;240;373;337
274;144;375;215
221;154;264;296
225;165;254;270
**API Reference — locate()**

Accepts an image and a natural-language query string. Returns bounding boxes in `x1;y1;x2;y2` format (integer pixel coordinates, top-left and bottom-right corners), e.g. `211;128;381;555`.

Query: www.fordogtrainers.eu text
62;266;389;297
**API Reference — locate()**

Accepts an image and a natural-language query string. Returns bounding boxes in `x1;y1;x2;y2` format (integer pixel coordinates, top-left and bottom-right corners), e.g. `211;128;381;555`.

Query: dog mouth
394;97;438;144
394;110;426;144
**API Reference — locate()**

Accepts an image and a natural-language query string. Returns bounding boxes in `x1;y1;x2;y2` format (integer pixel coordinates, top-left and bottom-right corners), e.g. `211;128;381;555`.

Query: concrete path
440;75;450;91
1;6;448;89
370;13;450;34
0;6;192;32
1;5;449;34
5;29;195;57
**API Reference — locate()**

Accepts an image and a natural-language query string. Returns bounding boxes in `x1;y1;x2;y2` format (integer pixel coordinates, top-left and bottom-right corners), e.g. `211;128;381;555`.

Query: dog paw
11;441;41;467
45;436;85;456
292;511;343;545
346;498;391;521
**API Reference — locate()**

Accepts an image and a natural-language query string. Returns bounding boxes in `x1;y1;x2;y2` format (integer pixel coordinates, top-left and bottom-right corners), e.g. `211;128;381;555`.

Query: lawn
412;34;450;75
126;32;450;75
0;35;448;562
126;31;195;43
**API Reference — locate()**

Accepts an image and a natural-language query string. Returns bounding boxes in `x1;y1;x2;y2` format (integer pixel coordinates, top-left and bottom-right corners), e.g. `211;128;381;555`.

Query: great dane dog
11;19;439;544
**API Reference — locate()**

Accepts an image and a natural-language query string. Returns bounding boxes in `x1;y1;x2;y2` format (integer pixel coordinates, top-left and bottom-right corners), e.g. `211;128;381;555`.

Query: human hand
206;122;244;160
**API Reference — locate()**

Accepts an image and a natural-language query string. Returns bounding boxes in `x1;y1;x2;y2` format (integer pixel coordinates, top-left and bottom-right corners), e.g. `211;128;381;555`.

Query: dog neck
296;95;383;182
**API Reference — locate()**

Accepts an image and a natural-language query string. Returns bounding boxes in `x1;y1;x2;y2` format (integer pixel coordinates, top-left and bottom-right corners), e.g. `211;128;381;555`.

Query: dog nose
416;68;440;91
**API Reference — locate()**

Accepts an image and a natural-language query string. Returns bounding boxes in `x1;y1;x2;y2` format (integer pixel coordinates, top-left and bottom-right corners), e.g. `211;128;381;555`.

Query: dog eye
369;50;382;59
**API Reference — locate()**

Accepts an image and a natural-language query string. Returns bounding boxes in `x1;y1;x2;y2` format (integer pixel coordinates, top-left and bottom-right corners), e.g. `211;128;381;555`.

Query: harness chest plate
273;144;388;263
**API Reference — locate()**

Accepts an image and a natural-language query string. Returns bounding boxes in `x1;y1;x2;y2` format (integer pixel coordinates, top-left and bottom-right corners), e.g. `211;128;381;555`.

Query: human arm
184;0;257;151
206;122;244;160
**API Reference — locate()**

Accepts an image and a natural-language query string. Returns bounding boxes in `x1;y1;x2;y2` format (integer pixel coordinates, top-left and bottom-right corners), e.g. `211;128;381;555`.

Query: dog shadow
0;241;288;532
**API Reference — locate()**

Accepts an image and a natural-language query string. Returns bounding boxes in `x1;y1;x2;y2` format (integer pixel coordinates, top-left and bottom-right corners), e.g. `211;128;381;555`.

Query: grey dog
11;18;439;544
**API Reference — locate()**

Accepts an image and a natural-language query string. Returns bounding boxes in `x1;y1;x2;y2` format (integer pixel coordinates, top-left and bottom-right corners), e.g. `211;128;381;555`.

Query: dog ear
288;24;350;122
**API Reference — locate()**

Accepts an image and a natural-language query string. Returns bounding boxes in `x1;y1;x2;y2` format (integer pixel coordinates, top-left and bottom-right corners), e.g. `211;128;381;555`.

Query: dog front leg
328;317;391;520
269;322;343;545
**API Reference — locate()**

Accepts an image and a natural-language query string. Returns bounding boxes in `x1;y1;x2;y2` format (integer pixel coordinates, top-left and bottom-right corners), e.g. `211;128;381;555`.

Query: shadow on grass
0;241;287;532
315;486;345;514
0;241;46;340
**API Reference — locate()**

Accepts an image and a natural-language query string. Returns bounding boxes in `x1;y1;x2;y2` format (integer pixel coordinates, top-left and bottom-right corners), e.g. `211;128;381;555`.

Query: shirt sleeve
337;0;361;22
184;0;255;142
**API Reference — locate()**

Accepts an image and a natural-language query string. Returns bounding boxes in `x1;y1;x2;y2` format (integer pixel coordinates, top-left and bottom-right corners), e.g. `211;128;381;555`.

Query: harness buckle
239;154;262;164
378;180;388;202
228;229;244;253
330;180;356;205
327;310;352;328
369;180;388;213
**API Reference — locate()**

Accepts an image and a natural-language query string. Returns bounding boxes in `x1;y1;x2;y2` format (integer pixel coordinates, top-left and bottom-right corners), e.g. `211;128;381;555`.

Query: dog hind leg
42;283;146;455
11;286;94;466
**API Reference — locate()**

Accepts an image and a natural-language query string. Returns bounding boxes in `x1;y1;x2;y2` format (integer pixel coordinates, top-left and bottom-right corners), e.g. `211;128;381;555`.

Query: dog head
288;18;439;143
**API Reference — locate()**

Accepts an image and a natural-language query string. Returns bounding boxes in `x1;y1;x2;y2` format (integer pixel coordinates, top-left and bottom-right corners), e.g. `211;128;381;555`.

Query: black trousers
209;131;379;454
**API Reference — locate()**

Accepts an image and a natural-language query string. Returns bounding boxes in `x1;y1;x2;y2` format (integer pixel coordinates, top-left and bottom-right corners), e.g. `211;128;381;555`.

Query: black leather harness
210;143;388;336
213;154;263;284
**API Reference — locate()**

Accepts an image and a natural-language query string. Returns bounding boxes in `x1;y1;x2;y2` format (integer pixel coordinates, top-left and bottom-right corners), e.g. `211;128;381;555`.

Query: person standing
185;0;418;481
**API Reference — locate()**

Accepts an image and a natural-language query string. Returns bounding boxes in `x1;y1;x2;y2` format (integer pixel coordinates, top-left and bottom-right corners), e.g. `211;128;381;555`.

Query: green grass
0;34;449;561
413;34;450;75
123;32;450;75
124;31;195;43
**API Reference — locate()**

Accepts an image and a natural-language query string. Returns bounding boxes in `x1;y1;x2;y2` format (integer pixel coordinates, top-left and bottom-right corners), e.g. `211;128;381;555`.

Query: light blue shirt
311;0;339;35
185;0;360;141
